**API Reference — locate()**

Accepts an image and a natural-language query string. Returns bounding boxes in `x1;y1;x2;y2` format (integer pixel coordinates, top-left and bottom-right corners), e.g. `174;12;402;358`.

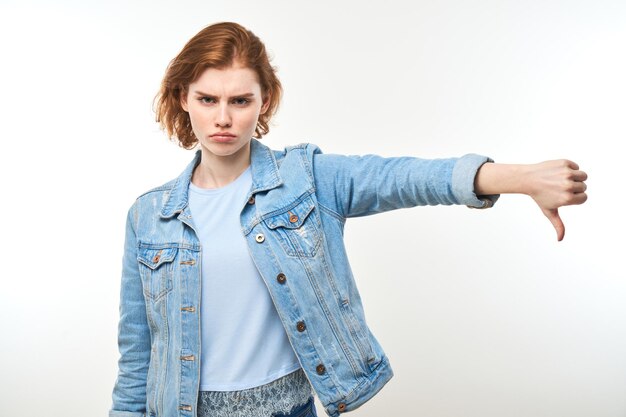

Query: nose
215;102;232;127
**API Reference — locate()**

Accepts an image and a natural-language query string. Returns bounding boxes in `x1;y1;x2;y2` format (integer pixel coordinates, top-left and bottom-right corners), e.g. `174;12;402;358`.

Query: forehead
190;65;261;94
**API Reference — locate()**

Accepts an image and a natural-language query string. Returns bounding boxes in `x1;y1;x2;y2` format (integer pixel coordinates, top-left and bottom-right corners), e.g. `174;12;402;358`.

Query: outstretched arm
312;152;496;218
474;160;588;241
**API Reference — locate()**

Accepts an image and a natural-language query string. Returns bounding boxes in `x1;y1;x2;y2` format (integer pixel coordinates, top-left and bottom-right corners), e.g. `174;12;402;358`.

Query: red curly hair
153;22;283;149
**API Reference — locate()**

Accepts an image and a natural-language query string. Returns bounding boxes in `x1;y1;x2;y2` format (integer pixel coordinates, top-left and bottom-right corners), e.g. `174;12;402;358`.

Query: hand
524;160;588;241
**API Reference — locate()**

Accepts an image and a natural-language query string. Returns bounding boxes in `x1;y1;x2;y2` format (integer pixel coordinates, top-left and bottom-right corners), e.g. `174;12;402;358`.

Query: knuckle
561;178;573;189
557;193;570;207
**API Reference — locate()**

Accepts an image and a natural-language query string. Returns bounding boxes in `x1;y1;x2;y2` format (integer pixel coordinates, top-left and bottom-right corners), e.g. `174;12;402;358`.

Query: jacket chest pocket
263;197;322;258
137;245;177;302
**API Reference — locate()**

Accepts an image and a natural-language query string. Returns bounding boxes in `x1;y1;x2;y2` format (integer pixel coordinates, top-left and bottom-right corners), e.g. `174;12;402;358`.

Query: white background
0;0;624;416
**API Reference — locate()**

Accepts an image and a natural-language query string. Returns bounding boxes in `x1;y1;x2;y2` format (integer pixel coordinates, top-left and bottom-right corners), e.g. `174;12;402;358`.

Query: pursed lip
210;132;236;137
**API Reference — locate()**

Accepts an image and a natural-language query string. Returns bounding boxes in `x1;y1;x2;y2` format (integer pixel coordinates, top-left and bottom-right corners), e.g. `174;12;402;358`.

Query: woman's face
181;62;269;161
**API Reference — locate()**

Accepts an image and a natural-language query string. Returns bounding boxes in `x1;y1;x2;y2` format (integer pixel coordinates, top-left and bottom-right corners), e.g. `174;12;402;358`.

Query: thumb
542;208;565;241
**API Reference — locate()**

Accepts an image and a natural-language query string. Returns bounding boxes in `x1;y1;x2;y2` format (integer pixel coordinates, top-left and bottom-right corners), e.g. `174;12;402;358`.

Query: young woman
109;22;587;417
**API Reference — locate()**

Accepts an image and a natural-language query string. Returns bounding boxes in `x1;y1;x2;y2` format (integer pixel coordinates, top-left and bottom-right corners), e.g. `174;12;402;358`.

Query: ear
180;91;189;112
259;94;271;115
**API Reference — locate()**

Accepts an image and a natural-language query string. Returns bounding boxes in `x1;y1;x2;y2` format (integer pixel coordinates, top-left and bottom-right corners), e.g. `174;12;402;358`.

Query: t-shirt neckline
188;165;251;196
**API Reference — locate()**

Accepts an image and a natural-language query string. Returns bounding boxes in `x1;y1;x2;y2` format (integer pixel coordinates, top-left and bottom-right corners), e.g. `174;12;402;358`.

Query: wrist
516;164;535;196
474;163;530;195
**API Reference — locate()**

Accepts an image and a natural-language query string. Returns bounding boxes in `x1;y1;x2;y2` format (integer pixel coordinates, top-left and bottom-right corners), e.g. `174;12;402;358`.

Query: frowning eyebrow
192;91;255;98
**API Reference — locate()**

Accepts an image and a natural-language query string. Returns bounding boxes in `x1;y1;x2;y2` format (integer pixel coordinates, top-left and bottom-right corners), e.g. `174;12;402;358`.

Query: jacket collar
160;138;283;218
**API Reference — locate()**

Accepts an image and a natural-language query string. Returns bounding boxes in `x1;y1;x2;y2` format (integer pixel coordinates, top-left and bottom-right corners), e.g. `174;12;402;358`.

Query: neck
191;143;251;189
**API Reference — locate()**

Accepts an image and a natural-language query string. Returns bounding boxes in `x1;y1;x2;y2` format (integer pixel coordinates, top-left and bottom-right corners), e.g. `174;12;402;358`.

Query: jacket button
277;273;287;284
179;404;193;411
296;321;306;332
255;233;265;243
288;213;298;223
180;355;195;361
248;195;255;204
316;364;326;375
338;403;347;412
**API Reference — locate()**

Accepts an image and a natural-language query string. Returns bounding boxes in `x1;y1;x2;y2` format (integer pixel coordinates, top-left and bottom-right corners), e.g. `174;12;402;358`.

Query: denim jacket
110;139;497;417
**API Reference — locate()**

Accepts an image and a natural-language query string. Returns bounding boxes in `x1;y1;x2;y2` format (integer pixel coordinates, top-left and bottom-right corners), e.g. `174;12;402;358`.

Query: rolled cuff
451;153;500;209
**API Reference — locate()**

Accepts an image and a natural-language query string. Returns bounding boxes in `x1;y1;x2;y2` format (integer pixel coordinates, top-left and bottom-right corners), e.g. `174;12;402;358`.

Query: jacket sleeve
312;151;499;219
109;203;150;417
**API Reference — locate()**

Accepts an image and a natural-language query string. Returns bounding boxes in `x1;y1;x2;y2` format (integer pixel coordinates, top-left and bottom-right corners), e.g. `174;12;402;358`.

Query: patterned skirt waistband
197;368;313;417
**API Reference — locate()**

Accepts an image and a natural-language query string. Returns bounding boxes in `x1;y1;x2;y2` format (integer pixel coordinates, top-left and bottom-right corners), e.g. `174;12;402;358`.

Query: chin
202;141;249;157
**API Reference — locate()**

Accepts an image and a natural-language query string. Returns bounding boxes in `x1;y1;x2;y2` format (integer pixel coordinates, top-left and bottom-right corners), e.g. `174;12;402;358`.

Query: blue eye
197;97;250;105
233;98;250;105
